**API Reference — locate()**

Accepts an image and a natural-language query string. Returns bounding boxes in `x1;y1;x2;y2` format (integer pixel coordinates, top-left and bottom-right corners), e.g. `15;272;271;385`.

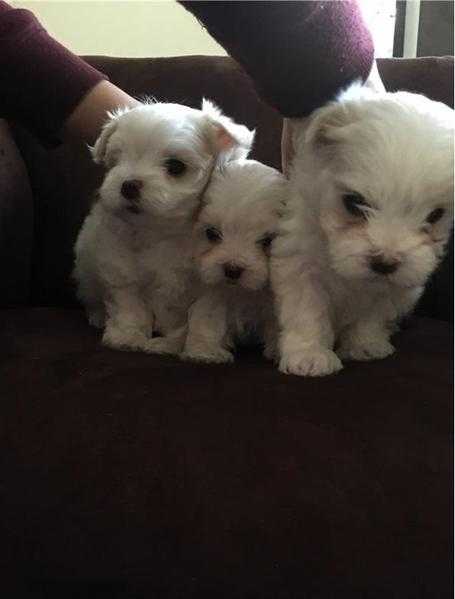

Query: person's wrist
64;80;140;145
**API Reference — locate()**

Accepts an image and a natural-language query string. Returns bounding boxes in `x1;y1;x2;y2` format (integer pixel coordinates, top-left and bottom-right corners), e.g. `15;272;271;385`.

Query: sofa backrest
6;55;454;318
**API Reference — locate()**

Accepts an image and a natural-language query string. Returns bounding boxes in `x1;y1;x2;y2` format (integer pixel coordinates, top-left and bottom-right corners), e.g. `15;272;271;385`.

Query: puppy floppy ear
202;98;255;162
90;107;131;166
90;117;117;165
305;82;376;150
304;102;358;151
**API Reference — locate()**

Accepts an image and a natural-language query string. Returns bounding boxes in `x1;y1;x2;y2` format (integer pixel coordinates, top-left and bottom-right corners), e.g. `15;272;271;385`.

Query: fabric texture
0;309;452;598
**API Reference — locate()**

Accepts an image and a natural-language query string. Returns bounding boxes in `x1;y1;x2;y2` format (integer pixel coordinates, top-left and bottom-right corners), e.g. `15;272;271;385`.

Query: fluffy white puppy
182;160;287;364
73;100;254;353
272;85;454;376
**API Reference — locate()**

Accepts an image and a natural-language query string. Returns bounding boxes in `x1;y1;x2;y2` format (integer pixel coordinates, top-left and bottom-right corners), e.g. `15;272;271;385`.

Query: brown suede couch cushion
1;309;452;598
1;55;453;598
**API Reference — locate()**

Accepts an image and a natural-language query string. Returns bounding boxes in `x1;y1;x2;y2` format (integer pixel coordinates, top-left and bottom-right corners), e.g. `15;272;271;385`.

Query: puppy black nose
224;264;244;280
370;257;399;275
121;179;143;200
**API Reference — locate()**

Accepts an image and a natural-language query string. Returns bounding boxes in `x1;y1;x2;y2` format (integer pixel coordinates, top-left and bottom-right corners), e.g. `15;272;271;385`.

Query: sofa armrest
0;119;34;306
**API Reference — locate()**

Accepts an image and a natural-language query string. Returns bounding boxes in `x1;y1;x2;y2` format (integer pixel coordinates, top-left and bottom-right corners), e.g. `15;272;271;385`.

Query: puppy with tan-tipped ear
272;84;454;377
73;100;254;354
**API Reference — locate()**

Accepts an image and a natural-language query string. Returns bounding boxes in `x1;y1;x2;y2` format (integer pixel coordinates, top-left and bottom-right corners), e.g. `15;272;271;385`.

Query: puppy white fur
182;160;287;364
273;85;454;376
73;100;254;354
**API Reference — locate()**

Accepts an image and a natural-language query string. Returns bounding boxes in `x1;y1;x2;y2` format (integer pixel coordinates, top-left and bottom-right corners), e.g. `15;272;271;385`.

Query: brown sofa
1;56;453;598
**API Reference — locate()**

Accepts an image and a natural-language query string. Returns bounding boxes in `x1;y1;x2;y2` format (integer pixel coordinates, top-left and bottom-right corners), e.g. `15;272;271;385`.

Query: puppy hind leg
143;325;187;356
143;295;188;356
263;317;279;362
337;319;395;362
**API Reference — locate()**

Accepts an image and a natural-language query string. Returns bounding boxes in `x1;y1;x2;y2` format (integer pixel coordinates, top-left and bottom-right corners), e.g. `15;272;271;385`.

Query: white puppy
182;160;287;364
273;85;454;376
73;100;254;354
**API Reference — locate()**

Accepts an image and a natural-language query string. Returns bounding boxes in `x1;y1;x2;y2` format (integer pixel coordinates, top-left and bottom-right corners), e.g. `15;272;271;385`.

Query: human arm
0;1;138;145
179;1;374;118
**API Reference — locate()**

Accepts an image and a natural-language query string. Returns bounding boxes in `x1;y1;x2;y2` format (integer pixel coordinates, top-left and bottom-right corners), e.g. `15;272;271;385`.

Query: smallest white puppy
182;160;287;363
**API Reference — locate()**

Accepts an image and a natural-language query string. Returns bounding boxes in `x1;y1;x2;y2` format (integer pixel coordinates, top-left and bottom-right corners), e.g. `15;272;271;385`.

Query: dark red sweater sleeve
0;1;107;144
179;1;374;117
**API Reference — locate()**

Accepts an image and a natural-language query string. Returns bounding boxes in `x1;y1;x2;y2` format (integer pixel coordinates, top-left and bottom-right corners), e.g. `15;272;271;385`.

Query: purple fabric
179;0;374;117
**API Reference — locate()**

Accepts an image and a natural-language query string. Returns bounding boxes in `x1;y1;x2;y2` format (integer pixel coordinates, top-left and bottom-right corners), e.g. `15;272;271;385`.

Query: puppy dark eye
205;227;222;242
165;158;186;176
426;208;445;224
342;193;369;218
259;234;275;251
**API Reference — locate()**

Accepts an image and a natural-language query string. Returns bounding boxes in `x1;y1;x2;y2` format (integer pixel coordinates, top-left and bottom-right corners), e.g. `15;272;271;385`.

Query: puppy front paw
102;326;148;352
181;344;234;364
279;348;343;377
337;338;395;362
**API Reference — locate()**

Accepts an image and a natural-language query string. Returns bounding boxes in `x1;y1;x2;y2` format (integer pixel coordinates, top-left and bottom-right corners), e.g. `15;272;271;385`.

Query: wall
11;1;226;57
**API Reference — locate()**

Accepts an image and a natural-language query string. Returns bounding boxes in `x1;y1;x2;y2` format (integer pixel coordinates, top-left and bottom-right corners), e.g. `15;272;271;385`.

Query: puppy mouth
219;277;245;290
225;278;267;292
364;270;416;289
118;191;142;214
122;195;164;215
385;275;424;290
125;203;141;214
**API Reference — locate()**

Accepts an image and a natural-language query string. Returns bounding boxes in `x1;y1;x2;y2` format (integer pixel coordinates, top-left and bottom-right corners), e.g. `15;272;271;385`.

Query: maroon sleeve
0;1;107;145
179;1;374;118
